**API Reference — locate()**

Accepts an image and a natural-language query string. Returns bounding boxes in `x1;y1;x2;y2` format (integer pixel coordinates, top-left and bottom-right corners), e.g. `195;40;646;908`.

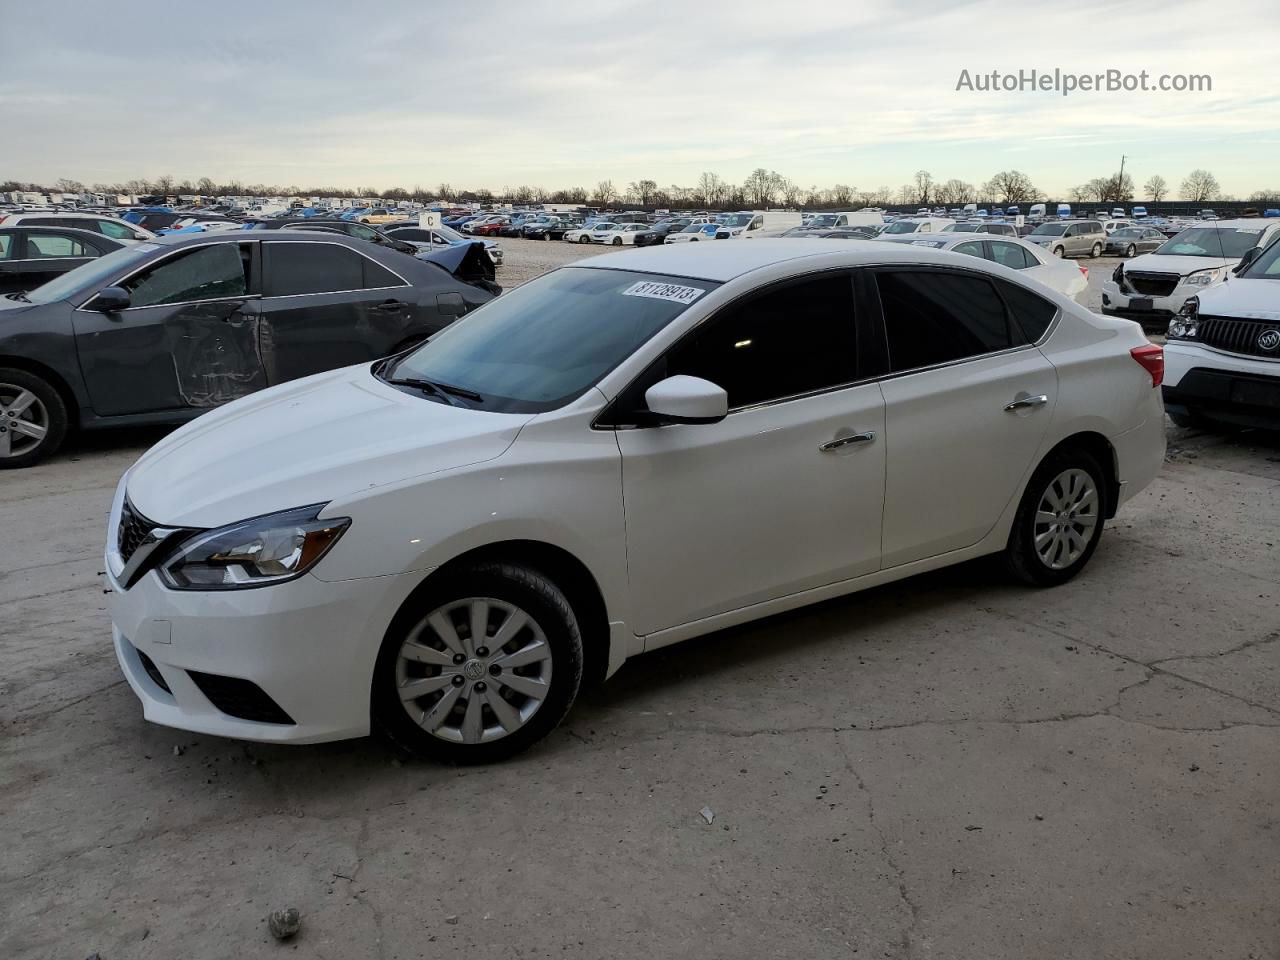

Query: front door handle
1004;394;1048;412
820;431;876;452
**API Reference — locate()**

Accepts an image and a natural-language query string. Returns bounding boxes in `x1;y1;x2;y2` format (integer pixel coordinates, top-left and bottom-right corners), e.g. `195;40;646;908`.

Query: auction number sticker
621;281;705;305
134;243;161;252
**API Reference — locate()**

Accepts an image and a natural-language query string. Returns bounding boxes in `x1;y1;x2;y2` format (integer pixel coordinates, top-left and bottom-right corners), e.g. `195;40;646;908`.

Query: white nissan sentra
106;240;1166;763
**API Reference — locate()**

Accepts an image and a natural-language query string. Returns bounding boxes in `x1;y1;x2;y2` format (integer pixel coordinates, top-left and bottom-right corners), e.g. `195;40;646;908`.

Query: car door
1142;229;1164;252
615;271;886;636
72;240;266;416
872;267;1056;567
0;230;22;293
258;239;416;385
7;229;101;292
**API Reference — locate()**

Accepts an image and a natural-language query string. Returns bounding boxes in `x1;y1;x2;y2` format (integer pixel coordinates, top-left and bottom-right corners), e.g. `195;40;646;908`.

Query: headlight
1168;297;1199;340
1185;268;1221;286
159;504;350;590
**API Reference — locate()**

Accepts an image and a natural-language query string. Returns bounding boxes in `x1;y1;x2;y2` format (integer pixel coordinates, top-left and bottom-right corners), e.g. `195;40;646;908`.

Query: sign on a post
418;211;441;229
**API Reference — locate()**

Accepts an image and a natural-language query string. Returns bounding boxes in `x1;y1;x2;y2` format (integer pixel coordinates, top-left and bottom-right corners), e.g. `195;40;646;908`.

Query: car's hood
1195;278;1280;321
0;296;39;316
126;364;531;528
1125;253;1236;275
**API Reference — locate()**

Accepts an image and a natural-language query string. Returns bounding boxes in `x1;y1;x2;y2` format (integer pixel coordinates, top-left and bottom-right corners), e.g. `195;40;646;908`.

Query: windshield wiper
383;376;484;406
5;292;32;302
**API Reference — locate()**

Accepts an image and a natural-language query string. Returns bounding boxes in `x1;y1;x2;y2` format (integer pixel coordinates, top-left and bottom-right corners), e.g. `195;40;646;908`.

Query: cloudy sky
2;0;1276;197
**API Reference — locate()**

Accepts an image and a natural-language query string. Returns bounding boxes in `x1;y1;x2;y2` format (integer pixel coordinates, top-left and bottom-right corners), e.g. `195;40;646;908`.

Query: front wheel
1090;242;1102;257
578;235;590;243
372;562;584;764
1004;449;1106;586
0;368;69;469
1052;245;1065;258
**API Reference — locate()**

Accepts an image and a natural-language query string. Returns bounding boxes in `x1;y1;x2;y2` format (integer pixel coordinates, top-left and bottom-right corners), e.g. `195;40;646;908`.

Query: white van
1132;206;1148;219
1056;203;1072;219
877;216;956;237
801;211;883;231
1029;203;1047;219
717;210;802;239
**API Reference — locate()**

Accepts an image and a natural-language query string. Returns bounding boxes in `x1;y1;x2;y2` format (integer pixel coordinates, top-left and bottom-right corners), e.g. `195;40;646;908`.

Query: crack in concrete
1149;630;1280;668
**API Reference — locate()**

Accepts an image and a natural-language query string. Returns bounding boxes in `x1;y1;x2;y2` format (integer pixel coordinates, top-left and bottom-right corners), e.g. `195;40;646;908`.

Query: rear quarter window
996;279;1058;343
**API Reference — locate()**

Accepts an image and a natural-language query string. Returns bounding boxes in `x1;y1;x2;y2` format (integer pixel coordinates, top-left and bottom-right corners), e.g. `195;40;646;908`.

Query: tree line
4;168;1275;208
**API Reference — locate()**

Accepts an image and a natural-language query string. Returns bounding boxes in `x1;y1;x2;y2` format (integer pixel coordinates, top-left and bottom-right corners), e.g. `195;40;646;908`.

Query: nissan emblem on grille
1258;329;1280;352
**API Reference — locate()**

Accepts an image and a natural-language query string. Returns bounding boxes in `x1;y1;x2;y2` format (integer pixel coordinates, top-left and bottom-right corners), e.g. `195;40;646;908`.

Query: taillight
1130;343;1164;387
1079;265;1088;277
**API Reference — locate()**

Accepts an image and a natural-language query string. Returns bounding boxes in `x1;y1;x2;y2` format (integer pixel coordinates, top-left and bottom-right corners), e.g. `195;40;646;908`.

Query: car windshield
1239;238;1280;278
724;214;754;227
23;243;155;304
385;268;718;413
680;224;704;233
882;221;923;234
808;214;839;228
1031;223;1068;236
1156;227;1266;259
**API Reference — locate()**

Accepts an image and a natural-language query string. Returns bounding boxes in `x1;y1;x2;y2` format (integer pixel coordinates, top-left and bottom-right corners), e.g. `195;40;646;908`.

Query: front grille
188;671;296;725
1124;271;1179;297
117;499;158;566
1197;315;1280;359
136;648;172;694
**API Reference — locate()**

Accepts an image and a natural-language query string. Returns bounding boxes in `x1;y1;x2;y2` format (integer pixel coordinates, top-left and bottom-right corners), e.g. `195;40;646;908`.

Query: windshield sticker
134;243;161;252
621;281;705;305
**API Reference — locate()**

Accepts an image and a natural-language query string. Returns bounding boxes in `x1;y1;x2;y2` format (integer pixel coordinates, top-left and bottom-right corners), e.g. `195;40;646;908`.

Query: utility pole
1117;155;1128;200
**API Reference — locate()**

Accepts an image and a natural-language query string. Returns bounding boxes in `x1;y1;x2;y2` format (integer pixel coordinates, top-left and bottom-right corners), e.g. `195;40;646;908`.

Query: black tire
1090;242;1103;258
372;562;584;764
578;235;590;243
611;237;623;245
1169;410;1210;430
1125;244;1137;258
1052;245;1065;258
0;368;69;469
1004;448;1107;587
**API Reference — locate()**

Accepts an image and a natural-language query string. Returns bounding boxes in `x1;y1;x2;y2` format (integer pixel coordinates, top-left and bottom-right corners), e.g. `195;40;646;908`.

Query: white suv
1164;237;1280;429
105;240;1165;762
1102;219;1280;330
0;211;156;244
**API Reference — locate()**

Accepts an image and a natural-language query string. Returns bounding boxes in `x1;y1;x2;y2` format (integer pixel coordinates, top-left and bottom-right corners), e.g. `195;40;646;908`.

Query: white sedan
105;240;1166;763
878;232;1089;300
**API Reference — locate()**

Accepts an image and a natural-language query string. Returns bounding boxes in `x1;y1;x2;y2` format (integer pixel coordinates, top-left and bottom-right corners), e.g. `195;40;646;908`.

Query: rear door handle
1004;394;1048;412
371;300;405;313
820;431;876;452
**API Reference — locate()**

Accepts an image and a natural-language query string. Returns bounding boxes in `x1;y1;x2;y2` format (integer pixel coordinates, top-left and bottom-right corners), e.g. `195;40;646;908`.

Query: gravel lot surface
3;239;1275;960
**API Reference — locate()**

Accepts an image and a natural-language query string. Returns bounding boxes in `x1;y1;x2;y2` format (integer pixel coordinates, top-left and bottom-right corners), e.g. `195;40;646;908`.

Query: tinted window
951;241;984;259
362;257;404;288
124;243;248;307
97;219;138;240
877;271;1011;372
0;233;12;259
989;241;1034;269
27;233;92;258
666;274;857;408
264;242;364;295
997;279;1057;343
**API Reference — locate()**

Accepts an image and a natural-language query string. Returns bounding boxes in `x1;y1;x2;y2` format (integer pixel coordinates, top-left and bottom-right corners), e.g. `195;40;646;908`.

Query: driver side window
123;244;249;308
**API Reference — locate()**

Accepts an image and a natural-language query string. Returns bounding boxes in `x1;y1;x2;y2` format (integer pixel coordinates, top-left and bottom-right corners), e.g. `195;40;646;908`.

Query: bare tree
628;179;658;205
743;168;778;207
985;170;1040;203
913;170;934;205
1180;169;1220;203
594;180;618;206
695;171;723;208
1143;175;1168;202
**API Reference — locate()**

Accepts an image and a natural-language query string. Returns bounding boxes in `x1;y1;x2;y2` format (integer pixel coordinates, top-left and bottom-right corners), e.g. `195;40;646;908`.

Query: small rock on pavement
172;744;183;757
699;806;715;825
268;907;301;940
445;914;459;924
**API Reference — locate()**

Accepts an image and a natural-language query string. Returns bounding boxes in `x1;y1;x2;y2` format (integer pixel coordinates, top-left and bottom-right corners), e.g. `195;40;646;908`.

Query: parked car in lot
0;232;498;467
383;223;504;265
1101;220;1280;329
0;226;125;294
1025;220;1106;259
664;223;720;243
631;221;689;246
102;239;1165;762
1105;226;1167;258
357;208;404;225
941;221;1018;237
878;232;1088;299
878;217;956;236
469;217;511;237
579;223;626;244
0;212;156;244
1163;237;1280;429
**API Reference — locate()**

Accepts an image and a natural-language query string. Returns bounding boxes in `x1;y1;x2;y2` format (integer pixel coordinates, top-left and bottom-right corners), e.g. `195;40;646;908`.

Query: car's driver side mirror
1233;246;1261;275
644;375;728;425
90;286;131;312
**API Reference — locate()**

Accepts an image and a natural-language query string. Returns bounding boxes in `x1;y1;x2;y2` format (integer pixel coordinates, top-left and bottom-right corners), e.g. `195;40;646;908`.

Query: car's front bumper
1100;280;1194;329
1163;342;1280;428
107;559;424;744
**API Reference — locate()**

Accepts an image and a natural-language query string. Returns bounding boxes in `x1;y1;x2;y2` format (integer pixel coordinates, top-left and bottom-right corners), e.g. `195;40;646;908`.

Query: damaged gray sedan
0;231;499;467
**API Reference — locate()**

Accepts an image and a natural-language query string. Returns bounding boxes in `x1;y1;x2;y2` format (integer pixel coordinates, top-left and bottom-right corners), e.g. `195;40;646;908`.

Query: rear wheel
373;562;584;764
1090;242;1103;257
1125;244;1137;258
0;368;68;469
612;237;623;245
1004;449;1107;586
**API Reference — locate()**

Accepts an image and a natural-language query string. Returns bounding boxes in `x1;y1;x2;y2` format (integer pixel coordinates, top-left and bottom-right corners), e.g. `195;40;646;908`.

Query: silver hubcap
1034;468;1099;570
0;384;49;458
395;597;552;744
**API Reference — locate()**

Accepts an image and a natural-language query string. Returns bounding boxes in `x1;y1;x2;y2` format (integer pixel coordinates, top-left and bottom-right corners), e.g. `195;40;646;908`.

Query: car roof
1185;219;1274;230
137;229;370;248
0;224;117;240
579;238;962;282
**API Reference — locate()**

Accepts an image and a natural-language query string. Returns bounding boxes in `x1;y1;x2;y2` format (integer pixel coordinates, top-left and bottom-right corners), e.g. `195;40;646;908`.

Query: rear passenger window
27;233;91;258
951;241;984;259
0;234;12;259
877;271;1011;372
666;274;857;408
989;241;1034;270
265;242;364;295
996;279;1058;343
